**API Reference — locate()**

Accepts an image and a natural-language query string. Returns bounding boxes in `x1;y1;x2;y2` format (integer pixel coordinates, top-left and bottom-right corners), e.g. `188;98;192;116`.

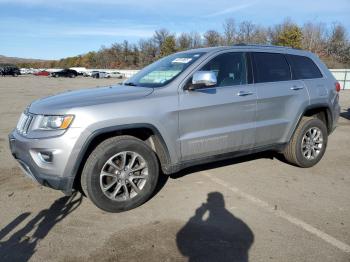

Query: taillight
335;82;341;92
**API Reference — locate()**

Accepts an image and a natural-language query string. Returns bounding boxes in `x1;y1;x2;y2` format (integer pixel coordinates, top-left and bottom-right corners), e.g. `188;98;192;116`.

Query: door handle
290;86;304;90
237;90;254;96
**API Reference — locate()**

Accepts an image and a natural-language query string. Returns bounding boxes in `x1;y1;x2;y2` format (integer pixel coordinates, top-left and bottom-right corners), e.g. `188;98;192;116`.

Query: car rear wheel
81;136;159;212
283;117;328;167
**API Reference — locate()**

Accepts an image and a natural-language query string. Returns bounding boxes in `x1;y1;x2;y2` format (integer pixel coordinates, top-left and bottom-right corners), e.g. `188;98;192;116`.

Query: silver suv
9;45;341;212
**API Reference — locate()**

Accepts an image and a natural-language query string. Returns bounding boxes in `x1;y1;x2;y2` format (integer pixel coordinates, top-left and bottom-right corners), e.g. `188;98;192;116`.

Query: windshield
124;52;205;87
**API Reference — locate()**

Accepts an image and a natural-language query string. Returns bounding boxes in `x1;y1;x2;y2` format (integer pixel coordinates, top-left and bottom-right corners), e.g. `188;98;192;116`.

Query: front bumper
8;129;82;195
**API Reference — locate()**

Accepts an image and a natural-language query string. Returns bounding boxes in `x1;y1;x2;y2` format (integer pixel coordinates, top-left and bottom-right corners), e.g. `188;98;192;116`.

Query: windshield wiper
124;82;138;86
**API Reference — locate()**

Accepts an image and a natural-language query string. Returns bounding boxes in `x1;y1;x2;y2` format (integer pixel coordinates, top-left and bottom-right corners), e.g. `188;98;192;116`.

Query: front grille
16;112;33;135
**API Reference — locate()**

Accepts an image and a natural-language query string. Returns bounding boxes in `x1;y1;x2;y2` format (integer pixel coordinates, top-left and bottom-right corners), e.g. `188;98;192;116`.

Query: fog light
38;151;53;163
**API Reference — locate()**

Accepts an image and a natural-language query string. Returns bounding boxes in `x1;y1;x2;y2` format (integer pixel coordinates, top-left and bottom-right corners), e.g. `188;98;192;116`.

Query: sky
0;0;349;59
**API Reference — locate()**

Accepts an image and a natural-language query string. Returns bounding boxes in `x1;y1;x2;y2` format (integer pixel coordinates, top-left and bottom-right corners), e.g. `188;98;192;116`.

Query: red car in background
34;71;50;76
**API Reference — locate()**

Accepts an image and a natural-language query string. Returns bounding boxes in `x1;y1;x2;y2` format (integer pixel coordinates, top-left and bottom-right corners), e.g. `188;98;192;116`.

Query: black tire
81;135;159;212
283;117;328;168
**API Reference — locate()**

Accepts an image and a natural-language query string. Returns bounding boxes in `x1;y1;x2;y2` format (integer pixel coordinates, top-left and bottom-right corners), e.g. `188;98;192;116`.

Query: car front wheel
81;136;159;212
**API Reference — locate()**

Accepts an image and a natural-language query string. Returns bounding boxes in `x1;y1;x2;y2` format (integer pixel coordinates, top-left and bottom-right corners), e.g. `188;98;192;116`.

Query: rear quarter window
252;52;291;83
286;55;323;80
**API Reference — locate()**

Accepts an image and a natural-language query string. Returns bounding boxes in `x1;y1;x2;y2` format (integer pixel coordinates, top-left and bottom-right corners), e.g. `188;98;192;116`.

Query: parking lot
0;75;349;261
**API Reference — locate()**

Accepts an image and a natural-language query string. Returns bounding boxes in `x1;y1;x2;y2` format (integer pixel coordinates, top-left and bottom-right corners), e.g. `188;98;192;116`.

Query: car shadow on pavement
340;108;350;120
177;192;254;262
171;151;282;179
0;192;83;262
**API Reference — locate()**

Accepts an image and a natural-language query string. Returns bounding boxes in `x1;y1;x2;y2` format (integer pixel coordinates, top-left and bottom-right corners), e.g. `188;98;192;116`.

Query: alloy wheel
99;151;148;201
301;127;323;160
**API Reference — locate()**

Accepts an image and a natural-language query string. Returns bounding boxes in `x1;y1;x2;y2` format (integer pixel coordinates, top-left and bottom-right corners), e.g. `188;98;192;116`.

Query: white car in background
86;70;125;79
104;71;124;79
86;70;99;77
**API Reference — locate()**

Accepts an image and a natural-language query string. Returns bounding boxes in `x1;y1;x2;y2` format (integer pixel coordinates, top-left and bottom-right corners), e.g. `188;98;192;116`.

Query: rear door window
252;52;291;83
286;55;323;79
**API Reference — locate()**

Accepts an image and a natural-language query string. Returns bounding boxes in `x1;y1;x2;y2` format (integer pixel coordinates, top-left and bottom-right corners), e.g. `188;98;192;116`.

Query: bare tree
153;28;170;50
223;18;236;45
302;22;327;53
177;33;192;50
326;23;350;66
204;30;222;47
236;21;268;44
189;31;202;48
237;21;255;43
138;39;157;67
251;25;268;44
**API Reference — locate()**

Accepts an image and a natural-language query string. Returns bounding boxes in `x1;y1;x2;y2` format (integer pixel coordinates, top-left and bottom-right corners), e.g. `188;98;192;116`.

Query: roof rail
232;43;298;50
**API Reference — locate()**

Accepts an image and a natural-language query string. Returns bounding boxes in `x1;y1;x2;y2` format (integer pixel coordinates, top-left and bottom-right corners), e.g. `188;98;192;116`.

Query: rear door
179;52;257;161
286;54;327;104
252;52;309;147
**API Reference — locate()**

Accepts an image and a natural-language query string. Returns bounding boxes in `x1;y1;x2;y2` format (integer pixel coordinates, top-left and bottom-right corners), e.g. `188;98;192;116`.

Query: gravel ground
0;75;349;262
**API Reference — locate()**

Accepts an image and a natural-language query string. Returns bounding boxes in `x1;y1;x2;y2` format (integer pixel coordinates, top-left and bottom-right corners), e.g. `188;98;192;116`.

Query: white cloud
205;1;258;17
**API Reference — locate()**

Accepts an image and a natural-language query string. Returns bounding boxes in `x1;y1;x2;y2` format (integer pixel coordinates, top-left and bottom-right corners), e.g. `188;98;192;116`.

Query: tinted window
199;52;247;87
252;52;291;83
287;55;323;79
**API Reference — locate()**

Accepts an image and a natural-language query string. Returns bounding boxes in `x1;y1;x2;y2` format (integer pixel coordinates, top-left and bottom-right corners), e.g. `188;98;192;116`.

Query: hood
29;84;154;114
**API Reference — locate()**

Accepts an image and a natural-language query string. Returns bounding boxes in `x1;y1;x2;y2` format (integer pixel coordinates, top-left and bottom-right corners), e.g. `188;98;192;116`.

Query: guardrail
330;69;349;90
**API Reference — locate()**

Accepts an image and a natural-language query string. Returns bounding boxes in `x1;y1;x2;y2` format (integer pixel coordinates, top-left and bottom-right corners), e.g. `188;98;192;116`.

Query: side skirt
163;143;287;174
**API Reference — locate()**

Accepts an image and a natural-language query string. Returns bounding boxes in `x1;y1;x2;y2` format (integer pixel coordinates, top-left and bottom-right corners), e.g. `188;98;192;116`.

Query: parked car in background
92;71;109;78
104;71;124;79
83;71;92;77
34;70;50;76
69;67;87;76
0;64;21;76
51;69;78;78
20;68;31;75
90;71;101;78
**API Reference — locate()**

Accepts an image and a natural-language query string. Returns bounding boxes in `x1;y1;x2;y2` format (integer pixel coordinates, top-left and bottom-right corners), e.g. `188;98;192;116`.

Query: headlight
39;115;74;130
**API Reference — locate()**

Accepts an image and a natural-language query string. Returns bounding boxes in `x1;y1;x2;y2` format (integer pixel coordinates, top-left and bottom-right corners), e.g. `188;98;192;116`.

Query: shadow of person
177;192;254;262
0;192;83;262
340;108;350;120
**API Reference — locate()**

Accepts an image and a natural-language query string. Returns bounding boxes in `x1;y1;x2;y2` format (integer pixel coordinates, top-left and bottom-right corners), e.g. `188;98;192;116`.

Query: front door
178;52;257;161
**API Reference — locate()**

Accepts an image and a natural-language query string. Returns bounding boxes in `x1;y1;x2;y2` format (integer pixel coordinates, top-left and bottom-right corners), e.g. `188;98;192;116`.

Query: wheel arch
70;124;172;193
303;105;332;134
288;104;333;143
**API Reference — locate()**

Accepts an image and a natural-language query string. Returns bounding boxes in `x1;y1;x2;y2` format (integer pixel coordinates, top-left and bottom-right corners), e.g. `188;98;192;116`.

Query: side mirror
189;71;217;90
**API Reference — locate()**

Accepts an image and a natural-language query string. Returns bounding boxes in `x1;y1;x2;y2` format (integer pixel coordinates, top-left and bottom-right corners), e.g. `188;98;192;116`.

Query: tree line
18;18;350;69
